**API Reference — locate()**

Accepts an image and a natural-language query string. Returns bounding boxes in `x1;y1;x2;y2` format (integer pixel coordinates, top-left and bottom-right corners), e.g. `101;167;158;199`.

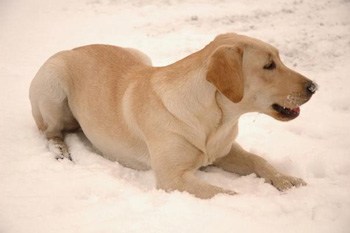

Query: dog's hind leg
29;57;79;161
42;99;76;161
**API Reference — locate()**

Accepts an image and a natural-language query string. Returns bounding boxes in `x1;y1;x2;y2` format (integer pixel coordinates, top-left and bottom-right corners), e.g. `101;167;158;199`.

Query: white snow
1;0;350;232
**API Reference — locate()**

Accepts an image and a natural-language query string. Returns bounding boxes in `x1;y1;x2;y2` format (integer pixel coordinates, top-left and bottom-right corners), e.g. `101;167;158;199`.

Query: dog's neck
152;51;245;133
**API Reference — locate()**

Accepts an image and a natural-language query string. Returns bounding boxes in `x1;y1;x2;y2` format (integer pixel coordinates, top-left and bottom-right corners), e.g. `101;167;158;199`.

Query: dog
29;33;317;199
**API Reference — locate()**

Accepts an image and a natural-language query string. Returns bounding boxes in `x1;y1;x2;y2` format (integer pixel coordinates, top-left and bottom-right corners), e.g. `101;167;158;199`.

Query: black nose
306;81;318;96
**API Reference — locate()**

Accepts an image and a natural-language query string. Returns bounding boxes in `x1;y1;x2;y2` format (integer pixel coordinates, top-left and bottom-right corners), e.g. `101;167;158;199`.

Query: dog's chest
203;124;238;165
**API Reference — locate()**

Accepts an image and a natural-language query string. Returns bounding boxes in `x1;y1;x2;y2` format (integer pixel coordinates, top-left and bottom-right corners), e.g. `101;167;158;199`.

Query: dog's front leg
214;143;306;191
148;134;237;199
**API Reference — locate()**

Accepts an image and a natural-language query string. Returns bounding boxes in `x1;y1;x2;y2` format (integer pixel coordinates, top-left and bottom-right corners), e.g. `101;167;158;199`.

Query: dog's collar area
272;103;300;119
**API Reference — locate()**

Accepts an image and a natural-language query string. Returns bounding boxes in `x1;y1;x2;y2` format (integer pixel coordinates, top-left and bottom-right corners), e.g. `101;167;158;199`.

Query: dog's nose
305;81;318;96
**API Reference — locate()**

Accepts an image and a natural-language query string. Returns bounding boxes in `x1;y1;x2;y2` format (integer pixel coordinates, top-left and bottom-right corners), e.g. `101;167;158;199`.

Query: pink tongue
292;107;300;114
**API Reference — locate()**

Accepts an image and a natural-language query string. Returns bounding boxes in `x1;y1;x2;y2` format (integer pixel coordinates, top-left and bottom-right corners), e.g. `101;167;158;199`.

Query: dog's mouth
272;103;300;120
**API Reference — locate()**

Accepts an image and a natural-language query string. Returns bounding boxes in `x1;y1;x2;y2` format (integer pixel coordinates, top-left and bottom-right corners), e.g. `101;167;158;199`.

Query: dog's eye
263;61;276;70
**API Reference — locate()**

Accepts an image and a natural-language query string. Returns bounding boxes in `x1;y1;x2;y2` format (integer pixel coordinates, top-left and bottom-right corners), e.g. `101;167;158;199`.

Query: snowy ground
1;0;350;232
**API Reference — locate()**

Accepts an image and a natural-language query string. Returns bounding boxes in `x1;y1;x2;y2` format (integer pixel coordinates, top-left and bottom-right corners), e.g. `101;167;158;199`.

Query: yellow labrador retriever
29;33;317;199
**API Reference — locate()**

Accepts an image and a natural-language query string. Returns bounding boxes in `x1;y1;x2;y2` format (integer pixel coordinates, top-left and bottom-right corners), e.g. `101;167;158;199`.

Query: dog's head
206;33;317;121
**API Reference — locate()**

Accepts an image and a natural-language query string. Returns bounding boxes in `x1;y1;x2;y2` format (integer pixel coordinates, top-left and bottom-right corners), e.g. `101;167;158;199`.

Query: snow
1;0;350;232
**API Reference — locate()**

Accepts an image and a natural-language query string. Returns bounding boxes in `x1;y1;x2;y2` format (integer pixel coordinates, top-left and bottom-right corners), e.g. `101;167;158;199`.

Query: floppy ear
206;46;244;103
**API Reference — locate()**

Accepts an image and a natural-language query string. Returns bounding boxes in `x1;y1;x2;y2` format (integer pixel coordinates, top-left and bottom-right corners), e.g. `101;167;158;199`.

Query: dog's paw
54;151;72;161
222;189;238;196
48;139;72;161
269;174;306;191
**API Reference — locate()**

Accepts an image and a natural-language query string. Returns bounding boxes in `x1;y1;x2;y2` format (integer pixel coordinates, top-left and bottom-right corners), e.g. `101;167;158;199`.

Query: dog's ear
206;46;244;103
